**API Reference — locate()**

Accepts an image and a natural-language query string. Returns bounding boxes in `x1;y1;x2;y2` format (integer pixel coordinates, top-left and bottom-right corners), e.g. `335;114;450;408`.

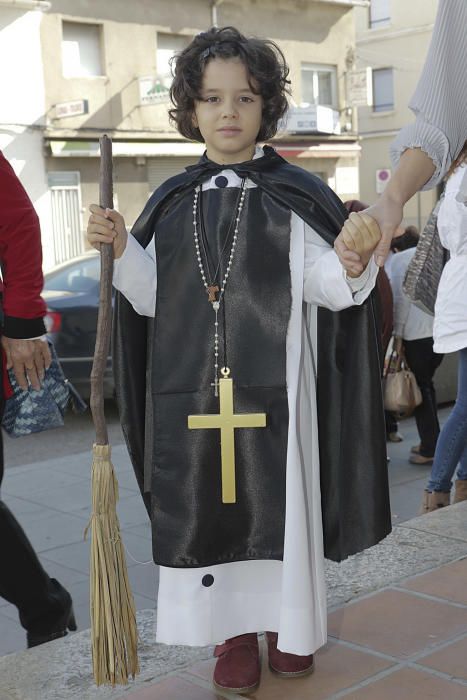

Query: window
369;0;390;29
156;33;189;88
372;67;394;112
62;22;103;78
301;64;338;109
47;171;80;188
44;256;100;293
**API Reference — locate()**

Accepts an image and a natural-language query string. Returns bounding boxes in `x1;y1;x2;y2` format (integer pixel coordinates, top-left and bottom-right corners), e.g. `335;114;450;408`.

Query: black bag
403;197;449;315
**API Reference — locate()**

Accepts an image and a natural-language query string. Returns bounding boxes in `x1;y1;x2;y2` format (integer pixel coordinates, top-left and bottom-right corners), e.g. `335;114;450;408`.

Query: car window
44;256;100;293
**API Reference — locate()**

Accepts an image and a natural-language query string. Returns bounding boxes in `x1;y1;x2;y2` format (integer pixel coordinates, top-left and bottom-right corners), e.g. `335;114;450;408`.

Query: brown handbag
384;349;422;417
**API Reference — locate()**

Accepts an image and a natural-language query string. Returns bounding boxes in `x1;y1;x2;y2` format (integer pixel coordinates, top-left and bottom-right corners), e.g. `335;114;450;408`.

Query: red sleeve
0;152;46;338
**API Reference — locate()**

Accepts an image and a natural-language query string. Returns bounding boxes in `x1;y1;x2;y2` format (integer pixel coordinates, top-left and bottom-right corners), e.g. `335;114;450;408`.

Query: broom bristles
90;443;140;686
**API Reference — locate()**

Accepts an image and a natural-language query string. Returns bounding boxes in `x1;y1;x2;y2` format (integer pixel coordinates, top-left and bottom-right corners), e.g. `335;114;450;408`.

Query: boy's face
193;58;263;165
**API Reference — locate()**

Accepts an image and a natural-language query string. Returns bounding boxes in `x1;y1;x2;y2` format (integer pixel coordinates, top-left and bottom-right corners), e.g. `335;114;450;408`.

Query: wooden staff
88;135;139;686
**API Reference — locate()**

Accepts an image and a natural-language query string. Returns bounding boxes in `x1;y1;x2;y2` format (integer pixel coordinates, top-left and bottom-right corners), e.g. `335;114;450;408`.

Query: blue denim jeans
427;348;467;492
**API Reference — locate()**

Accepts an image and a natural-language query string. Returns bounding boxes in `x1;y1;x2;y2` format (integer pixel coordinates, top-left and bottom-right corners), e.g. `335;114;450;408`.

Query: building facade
355;0;439;229
0;0;53;267
1;0;368;268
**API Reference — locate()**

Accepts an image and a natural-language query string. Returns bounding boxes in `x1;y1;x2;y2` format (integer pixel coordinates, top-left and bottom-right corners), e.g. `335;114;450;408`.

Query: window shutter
370;0;390;28
372;68;394;112
147;157;199;193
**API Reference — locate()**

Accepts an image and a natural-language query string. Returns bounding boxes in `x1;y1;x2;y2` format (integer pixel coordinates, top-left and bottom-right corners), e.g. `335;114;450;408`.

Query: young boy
87;27;390;696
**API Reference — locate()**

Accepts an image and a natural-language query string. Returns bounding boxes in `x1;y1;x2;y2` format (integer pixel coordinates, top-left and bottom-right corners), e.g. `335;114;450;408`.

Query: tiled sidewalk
119;557;467;699
0;409;442;657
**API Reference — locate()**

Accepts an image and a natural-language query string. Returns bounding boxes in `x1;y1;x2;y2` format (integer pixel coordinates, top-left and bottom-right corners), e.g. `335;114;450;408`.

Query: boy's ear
191;110;199;129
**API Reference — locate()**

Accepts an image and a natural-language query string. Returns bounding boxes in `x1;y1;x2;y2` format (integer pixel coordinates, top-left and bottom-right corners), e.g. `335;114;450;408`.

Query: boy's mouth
218;127;242;133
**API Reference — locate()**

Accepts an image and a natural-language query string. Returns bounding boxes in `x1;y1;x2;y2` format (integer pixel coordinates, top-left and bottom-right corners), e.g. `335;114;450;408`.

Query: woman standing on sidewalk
0;151;76;647
390;227;443;466
422;145;467;512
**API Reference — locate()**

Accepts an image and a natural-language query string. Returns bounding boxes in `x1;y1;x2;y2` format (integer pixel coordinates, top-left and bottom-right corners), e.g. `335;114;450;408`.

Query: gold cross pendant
188;368;267;503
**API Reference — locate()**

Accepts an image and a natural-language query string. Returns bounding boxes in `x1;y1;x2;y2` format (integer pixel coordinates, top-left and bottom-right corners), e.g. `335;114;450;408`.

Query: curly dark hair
391;225;419;252
169;26;290;143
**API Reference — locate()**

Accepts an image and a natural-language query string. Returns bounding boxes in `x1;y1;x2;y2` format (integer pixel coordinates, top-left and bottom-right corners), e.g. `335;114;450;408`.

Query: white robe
113;168;378;655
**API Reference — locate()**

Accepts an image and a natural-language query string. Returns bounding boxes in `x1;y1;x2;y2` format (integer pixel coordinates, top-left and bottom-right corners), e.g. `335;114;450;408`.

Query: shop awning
273;142;361;159
47;140;205;158
47;139;360;160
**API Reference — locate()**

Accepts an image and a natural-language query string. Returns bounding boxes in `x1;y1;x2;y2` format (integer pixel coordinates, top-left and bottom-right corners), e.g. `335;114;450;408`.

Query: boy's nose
222;102;238;119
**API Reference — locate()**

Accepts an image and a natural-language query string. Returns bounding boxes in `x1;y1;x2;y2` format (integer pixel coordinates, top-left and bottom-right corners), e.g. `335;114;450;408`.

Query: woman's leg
452;441;467;503
427;348;467;492
0;365;75;645
457;443;467;481
385;410;401;440
404;338;443;457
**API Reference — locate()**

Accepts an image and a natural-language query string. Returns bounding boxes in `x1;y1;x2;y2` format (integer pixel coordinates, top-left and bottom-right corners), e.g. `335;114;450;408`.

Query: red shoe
266;632;314;677
213;633;260;695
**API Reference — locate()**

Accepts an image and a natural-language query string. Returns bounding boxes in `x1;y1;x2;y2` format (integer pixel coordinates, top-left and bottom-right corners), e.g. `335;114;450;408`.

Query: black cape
113;146;391;564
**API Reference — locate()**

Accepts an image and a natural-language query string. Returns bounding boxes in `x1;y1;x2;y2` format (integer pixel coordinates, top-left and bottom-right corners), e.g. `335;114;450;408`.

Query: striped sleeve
390;0;467;190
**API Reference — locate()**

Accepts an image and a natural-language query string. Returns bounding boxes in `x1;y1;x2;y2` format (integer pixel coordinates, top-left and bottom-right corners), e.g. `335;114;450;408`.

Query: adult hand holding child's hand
334;212;382;278
87;205;128;259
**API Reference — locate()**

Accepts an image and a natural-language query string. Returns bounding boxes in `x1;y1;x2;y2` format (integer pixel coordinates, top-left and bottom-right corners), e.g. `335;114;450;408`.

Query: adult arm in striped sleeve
335;0;467;268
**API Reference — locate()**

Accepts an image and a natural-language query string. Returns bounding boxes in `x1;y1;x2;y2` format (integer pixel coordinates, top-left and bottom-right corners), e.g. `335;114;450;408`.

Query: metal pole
211;0;225;27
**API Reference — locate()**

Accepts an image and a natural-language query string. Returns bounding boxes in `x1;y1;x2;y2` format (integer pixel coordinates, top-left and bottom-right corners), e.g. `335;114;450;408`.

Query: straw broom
88;134;139;685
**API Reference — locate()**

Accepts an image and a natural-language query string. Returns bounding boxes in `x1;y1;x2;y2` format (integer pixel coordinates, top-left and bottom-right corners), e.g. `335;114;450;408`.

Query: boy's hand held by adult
362;195;404;267
335;211;382;278
336;148;434;269
87;205;128;259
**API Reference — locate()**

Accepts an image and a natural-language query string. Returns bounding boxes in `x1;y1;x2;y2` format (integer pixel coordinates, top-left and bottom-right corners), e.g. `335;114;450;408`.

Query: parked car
43;251;457;405
43;251;114;399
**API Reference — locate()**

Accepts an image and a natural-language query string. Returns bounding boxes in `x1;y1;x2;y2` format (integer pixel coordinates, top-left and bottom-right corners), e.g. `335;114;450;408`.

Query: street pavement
0;406;449;657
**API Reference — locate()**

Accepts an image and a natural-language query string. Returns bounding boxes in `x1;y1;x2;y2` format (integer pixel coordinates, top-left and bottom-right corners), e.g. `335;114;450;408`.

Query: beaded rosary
192;178;247;396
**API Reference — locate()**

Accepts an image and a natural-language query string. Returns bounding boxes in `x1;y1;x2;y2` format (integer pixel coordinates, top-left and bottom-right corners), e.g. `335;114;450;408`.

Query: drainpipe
210;0;225;27
0;0;51;10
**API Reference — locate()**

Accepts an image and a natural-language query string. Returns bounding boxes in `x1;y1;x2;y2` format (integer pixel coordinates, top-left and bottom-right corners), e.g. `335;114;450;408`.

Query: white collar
253;145;264;160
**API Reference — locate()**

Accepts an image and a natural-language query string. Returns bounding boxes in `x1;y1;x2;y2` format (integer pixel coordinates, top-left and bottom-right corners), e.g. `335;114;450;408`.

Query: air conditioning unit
285;105;340;135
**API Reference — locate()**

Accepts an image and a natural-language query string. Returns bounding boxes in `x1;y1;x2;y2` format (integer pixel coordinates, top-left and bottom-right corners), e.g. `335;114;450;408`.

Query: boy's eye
201;95;254;103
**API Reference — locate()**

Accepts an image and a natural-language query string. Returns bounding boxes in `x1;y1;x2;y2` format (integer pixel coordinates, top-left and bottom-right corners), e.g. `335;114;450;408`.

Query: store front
44;137;360;266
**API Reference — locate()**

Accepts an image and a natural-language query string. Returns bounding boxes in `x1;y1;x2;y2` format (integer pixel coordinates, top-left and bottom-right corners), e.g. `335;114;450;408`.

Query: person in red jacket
0;151;76;647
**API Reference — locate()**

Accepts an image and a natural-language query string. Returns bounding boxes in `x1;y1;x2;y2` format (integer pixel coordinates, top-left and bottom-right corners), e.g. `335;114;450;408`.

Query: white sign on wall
376;168;391;193
348;69;372;107
286;105;340;135
55;99;89;119
139;76;171;105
